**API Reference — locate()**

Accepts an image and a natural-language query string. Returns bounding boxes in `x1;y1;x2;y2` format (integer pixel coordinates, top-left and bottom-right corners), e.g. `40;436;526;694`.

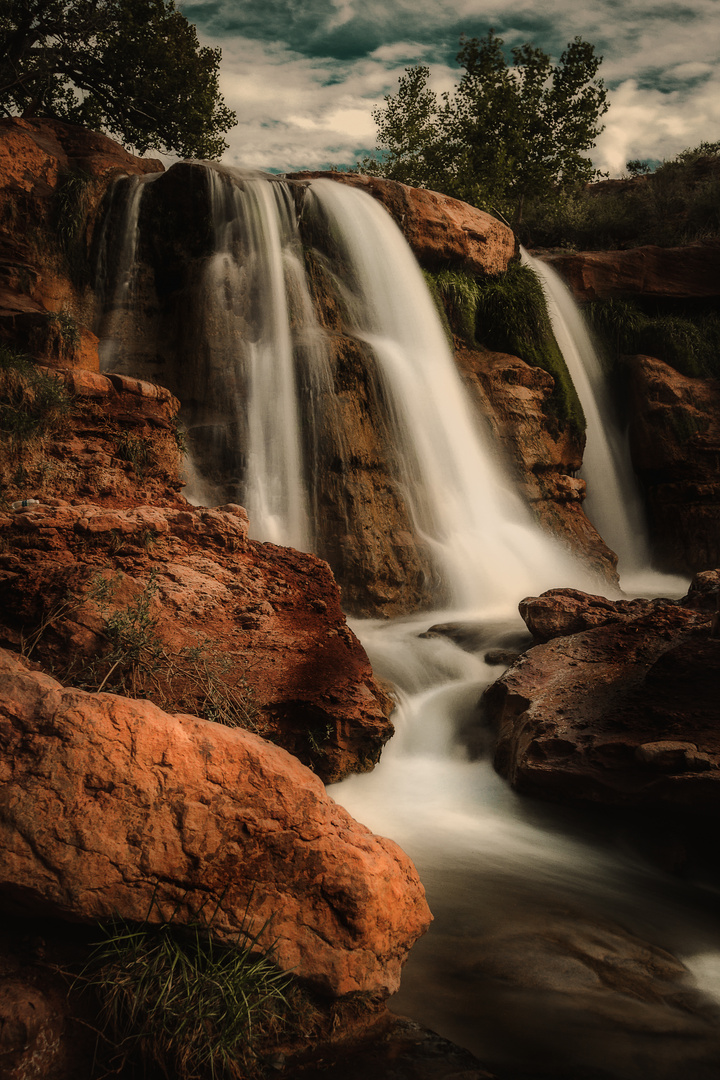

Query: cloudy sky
176;0;720;177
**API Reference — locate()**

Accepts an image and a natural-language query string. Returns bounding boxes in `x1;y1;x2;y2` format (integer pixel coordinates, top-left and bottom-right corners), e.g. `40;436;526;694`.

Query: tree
0;0;236;158
366;30;608;224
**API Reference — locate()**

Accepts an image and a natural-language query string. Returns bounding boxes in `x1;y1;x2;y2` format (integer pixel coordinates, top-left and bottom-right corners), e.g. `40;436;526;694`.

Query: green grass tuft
85;898;300;1079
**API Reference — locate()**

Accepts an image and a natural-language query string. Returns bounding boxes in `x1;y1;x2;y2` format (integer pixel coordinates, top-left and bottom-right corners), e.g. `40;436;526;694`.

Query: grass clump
0;344;71;452
85;900;299;1079
474;262;586;437
586;299;720;379
22;571;262;732
115;429;154;478
54;168;93;283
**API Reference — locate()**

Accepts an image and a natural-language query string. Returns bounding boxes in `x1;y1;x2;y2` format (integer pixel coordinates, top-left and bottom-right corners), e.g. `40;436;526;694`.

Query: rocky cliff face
541;242;720;303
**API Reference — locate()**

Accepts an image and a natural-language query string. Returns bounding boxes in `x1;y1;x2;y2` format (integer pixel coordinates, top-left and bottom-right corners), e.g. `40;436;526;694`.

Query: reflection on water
330;610;720;1080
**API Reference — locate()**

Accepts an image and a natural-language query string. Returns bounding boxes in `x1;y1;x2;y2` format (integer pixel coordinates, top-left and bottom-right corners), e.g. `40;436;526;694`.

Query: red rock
483;595;720;809
290;172;515;277
540;242;720;302
457;344;619;585
0;119;163;372
519;588;655;642
0;650;430;998
0;503;394;782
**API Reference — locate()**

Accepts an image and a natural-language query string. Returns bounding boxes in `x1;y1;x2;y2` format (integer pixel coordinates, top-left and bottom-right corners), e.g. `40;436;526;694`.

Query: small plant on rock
84;894;302;1080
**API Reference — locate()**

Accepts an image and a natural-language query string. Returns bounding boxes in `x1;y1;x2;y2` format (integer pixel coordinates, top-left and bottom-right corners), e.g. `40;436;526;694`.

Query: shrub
0;345;71;451
473;262;586;436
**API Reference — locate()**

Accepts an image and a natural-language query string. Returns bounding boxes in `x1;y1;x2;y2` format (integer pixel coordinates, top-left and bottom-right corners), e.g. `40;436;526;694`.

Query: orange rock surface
0;649;430;998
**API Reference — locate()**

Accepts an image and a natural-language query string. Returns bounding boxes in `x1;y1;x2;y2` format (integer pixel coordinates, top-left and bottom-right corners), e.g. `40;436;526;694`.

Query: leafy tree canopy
364;30;608;224
0;0;236;158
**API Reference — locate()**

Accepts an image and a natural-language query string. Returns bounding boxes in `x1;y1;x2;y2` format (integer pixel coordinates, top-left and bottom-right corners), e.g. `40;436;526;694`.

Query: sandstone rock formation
456;343;618;582
541;242;720;303
626;354;720;574
483;585;720;810
290;172;516;277
0;498;393;784
0;649;430;997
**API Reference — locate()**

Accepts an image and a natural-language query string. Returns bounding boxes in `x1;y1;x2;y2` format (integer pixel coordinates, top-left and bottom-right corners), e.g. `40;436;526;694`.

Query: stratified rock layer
0;649;430;998
483;587;720;809
541;242;720;302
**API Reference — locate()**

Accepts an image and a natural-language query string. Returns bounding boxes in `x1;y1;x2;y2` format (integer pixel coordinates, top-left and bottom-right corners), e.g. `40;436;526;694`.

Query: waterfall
306;180;587;611
93;168;720;1079
522;249;650;574
94;173;158;369
199;168;316;549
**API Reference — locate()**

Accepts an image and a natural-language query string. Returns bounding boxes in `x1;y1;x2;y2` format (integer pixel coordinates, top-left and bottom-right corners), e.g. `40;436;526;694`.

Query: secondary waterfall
522;250;650;575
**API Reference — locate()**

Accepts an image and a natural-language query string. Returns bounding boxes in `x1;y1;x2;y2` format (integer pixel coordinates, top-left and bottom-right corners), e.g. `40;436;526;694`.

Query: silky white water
200;168;313;548
306;180;595;611
95;172;158;370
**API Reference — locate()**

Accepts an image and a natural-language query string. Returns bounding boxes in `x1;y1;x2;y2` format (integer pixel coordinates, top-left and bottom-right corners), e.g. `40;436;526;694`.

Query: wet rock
483;593;720;809
456;344;619;586
627;355;720;575
290;172;515;277
519;588;656;642
0;649;430;998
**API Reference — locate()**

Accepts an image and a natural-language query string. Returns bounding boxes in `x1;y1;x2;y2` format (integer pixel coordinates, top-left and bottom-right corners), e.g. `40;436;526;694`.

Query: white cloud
187;2;720;175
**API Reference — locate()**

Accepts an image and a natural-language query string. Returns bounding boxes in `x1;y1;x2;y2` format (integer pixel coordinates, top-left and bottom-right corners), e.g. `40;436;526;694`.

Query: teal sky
176;0;720;175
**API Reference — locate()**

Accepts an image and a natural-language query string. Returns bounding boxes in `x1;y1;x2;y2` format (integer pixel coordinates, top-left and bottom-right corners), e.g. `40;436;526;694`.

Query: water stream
97;172;720;1078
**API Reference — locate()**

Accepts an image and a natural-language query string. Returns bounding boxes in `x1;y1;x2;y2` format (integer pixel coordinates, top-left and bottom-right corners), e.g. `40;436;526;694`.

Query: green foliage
433;269;481;341
474;263;586;435
586;298;720;379
54;168;93;280
522;141;720;249
23;570;263;731
0;0;236;158
424;263;585;436
114;428;152;477
364;30;607;223
0;344;71;450
85;898;298;1080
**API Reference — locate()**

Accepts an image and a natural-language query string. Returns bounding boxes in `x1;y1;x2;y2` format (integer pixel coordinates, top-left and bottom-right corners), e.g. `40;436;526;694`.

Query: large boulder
0;498;394;783
483;588;720;810
290;172;515;277
0;649;430;998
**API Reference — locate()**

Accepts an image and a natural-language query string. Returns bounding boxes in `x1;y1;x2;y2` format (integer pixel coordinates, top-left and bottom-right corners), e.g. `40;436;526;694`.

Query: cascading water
522;250;650;576
305;180;590;610
96;172;720;1078
198;168;314;548
94;172;158;369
